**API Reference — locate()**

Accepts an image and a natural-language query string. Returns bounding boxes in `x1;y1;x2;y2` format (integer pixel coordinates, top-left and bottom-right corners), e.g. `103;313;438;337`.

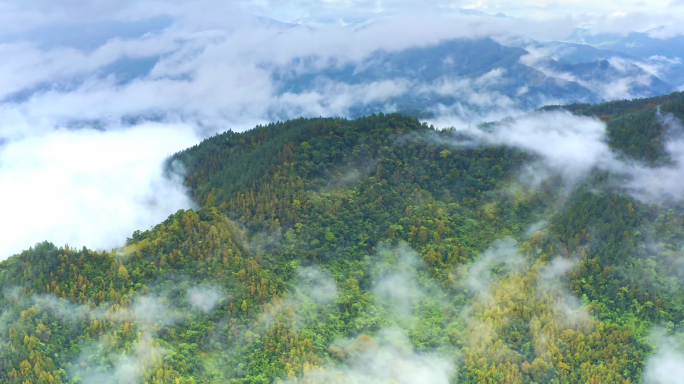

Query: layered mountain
2;92;684;383
2;25;678;125
566;27;684;60
274;37;675;118
564;28;684;86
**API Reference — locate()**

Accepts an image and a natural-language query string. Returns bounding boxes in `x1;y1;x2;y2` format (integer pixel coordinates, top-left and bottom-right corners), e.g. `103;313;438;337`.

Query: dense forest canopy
2;92;684;384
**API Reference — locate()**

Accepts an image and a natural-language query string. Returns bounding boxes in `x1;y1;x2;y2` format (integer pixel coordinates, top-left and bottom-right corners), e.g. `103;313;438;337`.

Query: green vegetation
2;96;684;383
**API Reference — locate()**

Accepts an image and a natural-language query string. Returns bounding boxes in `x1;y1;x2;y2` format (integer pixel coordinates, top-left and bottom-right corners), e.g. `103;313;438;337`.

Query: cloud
0;0;680;37
572;11;683;37
324;159;380;190
456;236;594;363
620;110;684;202
648;55;682;65
463;1;487;10
291;327;455;384
275;78;412;118
643;330;684;384
538;257;593;327
0;33;179;103
130;295;181;326
30;292;181;327
538;257;576;281
0;2;682;259
8;281;225;383
22;288;213;383
0;123;198;259
373;266;421;316
186;285;223;312
372;242;443;317
70;331;167;384
462;237;525;292
418;69;517;110
259;265;339;328
647;24;684;39
247;227;283;254
0;15;578;129
297;266;338;304
520;48;660;101
5;8;666;131
443;109;684;203
466;111;615;184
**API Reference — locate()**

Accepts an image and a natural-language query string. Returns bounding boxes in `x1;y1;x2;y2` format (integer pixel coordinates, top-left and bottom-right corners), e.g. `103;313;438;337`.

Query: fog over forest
1;1;684;383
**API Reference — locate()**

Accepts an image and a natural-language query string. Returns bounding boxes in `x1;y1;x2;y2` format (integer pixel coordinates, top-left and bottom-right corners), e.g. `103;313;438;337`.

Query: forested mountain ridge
543;91;684;162
2;94;684;384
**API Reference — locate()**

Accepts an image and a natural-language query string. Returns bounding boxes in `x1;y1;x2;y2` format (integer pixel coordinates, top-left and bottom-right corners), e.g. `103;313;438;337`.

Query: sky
0;0;681;32
0;0;683;258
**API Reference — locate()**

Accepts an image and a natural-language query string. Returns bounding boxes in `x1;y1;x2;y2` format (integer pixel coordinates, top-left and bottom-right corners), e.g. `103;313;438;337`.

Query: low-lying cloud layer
0;123;198;258
3;281;222;384
71;332;167;384
372;243;425;316
1;1;683;260
520;47;667;101
187;285;224;313
297;266;339;305
451;109;684;202
0;11;553;260
643;330;684;384
294;328;455;384
272;248;456;384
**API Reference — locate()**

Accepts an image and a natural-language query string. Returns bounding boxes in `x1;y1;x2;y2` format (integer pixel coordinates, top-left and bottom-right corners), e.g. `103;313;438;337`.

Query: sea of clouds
0;0;682;259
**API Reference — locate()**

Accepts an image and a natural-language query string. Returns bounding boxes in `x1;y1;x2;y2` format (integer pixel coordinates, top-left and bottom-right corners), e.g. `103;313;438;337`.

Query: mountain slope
2;95;684;383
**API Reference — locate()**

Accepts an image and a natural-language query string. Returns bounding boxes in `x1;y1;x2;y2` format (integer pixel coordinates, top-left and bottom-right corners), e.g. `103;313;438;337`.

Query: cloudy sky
0;0;681;32
0;0;683;258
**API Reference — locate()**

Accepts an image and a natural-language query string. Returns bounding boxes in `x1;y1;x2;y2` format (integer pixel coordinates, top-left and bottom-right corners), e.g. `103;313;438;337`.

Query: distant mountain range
566;27;684;59
3;14;682;122
274;36;677;118
562;28;684;85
